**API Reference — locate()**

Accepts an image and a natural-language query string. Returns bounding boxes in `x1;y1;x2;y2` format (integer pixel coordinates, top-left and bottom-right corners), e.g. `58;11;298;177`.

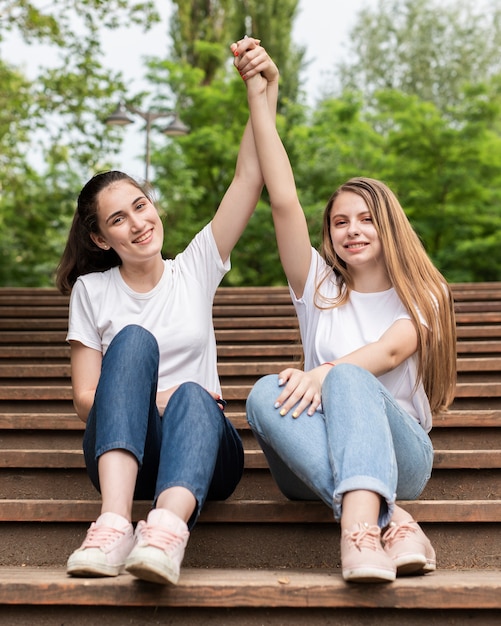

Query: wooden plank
456;357;501;371
454;382;501;397
0;413;82;430
1;380;500;402
1;448;498;471
0;499;500;524
455;304;501;314
0;346;70;359
1;409;500;432
0;386;73;400
0;567;499;610
2;357;500;379
433;409;501;428
0;362;294;379
456;341;501;354
432;449;501;469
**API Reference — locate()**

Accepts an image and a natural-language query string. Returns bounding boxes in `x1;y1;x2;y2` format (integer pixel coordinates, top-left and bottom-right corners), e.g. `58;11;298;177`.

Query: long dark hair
56;171;150;295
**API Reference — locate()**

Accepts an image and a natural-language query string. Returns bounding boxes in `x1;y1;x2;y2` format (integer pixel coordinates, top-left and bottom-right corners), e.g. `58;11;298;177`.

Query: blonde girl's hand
230;37;279;85
273;367;326;418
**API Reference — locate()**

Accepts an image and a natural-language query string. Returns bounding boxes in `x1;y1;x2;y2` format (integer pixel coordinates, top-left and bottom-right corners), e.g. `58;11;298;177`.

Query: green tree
0;0;160;285
370;84;501;281
145;0;306;285
337;0;501;111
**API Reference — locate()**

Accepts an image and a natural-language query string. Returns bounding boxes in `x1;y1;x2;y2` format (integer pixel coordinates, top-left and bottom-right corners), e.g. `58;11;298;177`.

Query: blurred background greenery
1;0;501;287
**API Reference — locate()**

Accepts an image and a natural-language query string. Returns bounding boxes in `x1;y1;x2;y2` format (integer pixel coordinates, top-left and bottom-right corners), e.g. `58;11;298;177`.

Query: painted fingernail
274;402;280;409
278;378;284;386
279;409;286;416
292;412;298;419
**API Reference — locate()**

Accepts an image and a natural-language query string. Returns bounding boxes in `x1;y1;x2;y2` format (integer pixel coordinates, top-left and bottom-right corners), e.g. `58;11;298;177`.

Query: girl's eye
112;215;124;225
135;201;147;211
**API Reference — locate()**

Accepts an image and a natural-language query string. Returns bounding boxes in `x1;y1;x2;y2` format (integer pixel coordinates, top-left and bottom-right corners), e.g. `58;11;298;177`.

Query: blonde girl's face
89;181;164;265
329;191;384;272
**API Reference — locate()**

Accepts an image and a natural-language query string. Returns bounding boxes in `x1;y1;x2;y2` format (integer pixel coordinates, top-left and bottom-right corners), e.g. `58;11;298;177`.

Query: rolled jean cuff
333;475;396;528
94;441;143;467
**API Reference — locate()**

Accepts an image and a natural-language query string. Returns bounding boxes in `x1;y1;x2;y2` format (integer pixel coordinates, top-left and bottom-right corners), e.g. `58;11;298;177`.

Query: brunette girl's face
90;181;164;265
329;191;384;272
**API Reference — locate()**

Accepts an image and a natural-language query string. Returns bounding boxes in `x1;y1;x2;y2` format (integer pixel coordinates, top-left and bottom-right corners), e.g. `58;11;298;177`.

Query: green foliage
1;0;501;286
338;0;501;112
0;0;161;286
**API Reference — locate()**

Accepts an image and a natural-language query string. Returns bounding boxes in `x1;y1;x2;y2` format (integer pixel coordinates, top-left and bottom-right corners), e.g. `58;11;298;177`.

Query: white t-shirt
66;223;229;396
292;249;432;432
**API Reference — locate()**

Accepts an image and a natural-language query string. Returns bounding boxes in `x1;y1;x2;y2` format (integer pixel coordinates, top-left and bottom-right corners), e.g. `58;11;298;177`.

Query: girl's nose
347;221;360;237
130;215;143;231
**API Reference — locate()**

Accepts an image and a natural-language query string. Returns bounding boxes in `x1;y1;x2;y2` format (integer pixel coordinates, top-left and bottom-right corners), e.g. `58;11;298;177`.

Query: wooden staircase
0;284;500;624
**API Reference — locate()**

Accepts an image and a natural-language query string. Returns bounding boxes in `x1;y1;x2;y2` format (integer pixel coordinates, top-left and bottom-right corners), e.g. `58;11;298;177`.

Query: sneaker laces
81;524;127;549
346;523;381;552
137;521;187;552
382;520;418;547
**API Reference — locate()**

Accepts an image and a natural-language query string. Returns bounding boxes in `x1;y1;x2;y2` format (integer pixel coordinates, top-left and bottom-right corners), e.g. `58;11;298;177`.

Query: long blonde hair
317;177;456;416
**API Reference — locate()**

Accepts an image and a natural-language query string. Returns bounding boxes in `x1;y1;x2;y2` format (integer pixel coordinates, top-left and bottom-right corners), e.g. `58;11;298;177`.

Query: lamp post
105;102;190;183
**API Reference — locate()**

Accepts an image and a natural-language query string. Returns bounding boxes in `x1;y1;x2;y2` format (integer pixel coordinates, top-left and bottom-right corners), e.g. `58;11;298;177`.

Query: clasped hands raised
230;36;279;91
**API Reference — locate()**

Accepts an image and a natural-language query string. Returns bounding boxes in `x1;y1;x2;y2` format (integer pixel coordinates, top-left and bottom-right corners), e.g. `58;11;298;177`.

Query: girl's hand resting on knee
274;366;331;418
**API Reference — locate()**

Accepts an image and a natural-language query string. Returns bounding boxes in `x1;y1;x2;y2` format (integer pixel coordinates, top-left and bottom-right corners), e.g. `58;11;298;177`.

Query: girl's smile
330;191;383;266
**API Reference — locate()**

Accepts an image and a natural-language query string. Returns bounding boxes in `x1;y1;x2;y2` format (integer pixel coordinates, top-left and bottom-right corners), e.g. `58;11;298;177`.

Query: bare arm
242;49;312;298
211;39;279;263
70;341;102;423
275;318;420;418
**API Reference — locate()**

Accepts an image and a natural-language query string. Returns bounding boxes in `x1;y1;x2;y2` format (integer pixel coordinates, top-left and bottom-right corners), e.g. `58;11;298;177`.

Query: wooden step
1;283;501;620
0;409;500;432
1;448;499;471
2;381;501;402
0;567;499;610
3;356;501;377
1;499;500;524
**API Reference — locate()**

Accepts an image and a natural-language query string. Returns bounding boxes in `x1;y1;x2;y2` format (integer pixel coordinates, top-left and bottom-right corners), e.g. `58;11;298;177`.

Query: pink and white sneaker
341;522;396;583
382;520;436;575
67;512;135;577
125;509;190;585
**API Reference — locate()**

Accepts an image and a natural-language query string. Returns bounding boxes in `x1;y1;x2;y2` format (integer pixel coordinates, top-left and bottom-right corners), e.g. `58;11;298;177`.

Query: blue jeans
246;364;433;527
83;325;244;529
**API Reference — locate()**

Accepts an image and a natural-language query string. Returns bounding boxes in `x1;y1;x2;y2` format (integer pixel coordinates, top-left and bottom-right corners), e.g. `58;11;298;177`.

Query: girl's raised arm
239;46;312;298
211;39;278;264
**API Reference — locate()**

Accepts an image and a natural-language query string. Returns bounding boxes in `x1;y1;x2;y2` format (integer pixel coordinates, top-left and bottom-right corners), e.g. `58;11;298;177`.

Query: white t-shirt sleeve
67;278;102;351
176;222;230;296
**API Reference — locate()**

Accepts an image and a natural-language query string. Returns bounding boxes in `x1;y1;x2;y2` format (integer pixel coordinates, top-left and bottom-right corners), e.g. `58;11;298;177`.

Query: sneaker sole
67;564;123;577
393;553;436;576
343;567;396;583
125;558;179;585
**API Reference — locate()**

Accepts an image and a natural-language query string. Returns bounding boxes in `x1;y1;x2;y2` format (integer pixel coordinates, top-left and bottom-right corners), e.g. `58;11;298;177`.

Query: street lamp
105;102;190;182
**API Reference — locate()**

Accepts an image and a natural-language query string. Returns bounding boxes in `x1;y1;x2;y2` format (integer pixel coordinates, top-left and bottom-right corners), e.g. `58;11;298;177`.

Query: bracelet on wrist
322;361;336;368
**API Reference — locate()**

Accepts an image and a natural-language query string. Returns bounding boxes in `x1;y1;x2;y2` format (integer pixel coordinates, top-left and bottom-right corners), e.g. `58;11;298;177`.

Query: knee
108;325;159;364
173;382;222;425
246;374;279;429
115;324;157;349
323;362;372;391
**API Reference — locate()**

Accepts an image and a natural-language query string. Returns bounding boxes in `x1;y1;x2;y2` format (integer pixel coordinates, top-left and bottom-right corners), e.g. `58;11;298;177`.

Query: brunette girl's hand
230;37;279;87
273;366;329;418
